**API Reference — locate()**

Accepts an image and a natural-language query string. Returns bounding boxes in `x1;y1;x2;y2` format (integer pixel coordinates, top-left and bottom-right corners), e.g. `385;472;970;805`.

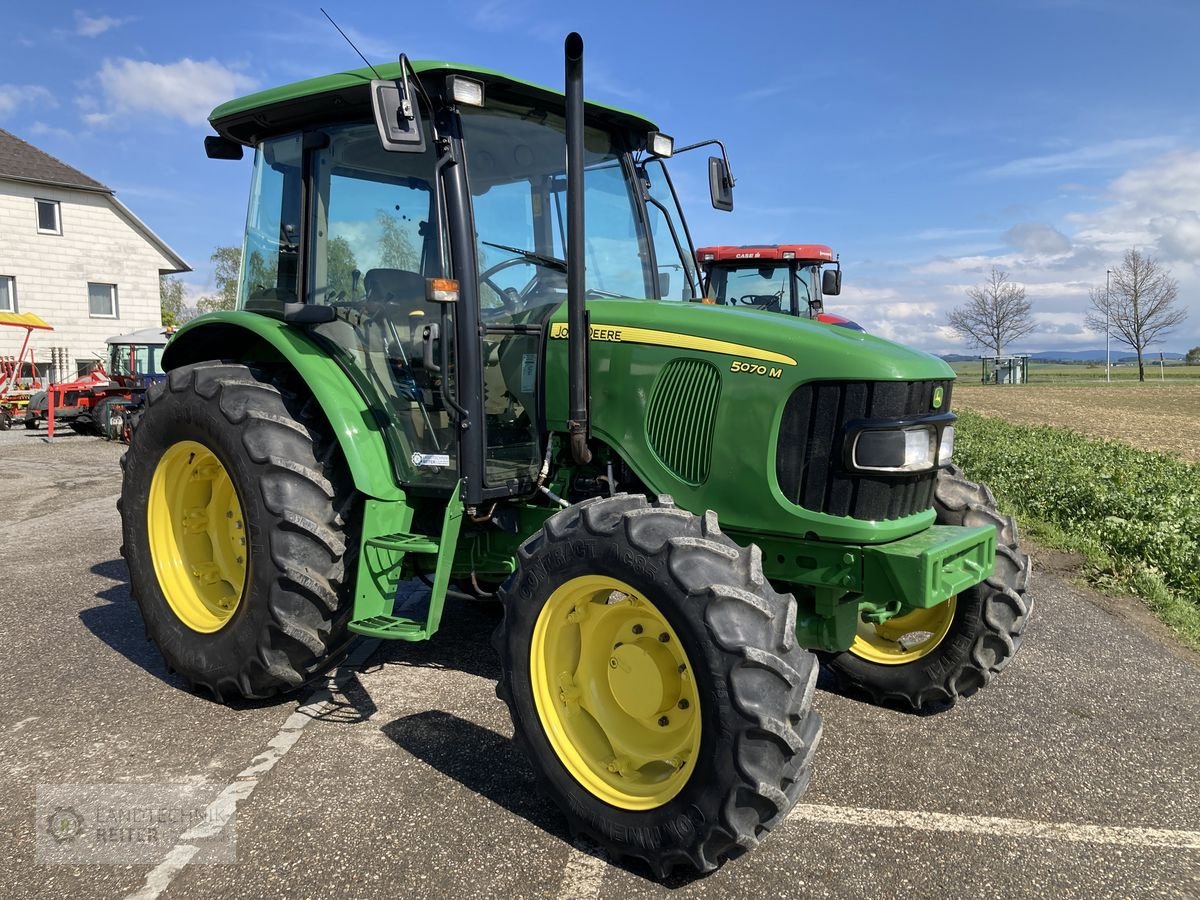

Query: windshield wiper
481;241;567;272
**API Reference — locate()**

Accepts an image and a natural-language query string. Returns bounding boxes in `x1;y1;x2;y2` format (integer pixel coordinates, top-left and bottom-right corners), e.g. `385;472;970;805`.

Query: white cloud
984;137;1177;178
867;149;1200;355
89;58;258;127
75;12;126;37
1005;222;1071;256
0;84;56;119
28;121;74;140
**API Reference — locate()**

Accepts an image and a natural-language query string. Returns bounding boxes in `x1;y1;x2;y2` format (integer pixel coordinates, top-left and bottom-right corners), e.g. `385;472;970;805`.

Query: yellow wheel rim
849;597;958;665
530;576;700;811
147;440;248;633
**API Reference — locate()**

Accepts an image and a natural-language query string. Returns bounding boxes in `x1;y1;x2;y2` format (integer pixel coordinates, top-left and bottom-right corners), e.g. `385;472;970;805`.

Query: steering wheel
480;256;559;313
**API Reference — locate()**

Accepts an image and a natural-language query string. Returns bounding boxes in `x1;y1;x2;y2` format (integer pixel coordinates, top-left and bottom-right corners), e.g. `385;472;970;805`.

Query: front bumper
735;522;996;652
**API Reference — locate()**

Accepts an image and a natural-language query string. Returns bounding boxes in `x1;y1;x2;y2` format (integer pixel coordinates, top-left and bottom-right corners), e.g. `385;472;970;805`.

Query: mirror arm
671;137;736;186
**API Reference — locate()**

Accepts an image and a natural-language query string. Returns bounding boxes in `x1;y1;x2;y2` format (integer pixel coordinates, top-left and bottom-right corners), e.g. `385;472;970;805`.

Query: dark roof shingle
0;129;110;192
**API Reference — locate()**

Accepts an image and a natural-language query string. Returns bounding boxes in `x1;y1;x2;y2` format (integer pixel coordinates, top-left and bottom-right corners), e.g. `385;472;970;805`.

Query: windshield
460;101;653;318
706;264;791;314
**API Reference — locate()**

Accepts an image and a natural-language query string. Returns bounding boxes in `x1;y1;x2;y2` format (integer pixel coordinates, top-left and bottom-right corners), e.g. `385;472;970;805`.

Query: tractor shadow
367;588;505;682
78;558;285;710
381;710;703;888
815;664;954;717
80;558;188;692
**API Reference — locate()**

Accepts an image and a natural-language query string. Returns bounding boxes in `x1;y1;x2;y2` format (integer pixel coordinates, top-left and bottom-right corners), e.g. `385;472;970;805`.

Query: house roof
0;128;110;193
0;129;190;274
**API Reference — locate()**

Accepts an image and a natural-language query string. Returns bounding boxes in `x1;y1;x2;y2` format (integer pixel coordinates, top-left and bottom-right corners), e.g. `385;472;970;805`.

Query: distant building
0;129;189;379
980;354;1031;385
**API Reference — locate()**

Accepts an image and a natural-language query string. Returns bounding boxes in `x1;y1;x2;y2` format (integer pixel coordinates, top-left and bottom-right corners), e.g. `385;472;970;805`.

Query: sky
3;0;1198;355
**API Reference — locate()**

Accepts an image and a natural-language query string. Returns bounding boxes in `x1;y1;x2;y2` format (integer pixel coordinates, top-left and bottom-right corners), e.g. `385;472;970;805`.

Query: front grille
776;380;953;521
646;358;721;485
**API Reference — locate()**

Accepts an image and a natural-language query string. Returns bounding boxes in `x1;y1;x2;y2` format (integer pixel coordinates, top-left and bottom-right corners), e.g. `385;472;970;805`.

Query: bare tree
946;267;1035;356
1086;249;1186;382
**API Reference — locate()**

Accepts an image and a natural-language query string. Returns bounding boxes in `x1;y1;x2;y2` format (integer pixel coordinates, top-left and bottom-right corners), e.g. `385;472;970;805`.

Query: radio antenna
320;8;382;79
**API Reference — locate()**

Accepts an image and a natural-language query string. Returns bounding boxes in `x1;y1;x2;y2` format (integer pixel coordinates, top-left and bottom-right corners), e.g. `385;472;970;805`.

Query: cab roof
209;60;657;147
696;244;836;264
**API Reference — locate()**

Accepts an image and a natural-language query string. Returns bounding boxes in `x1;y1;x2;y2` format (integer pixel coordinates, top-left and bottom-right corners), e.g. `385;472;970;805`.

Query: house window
36;199;61;235
0;276;15;312
88;282;118;318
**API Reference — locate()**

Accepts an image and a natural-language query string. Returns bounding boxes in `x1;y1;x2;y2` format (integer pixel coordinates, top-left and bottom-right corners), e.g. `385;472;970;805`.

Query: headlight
938;424;955;466
851;426;937;473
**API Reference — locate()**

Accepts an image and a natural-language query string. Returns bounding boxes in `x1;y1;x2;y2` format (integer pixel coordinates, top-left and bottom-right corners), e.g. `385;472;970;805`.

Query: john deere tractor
119;34;1030;876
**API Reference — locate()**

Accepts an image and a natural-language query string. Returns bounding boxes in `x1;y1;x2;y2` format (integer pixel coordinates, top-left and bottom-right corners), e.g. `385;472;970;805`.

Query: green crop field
953;409;1200;649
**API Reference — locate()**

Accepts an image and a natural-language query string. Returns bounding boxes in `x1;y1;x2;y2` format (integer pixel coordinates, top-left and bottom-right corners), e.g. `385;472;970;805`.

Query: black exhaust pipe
564;31;592;465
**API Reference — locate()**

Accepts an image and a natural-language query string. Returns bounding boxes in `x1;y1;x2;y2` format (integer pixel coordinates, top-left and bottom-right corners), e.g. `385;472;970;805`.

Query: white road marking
556;841;608;900
788;803;1200;850
123;640;380;900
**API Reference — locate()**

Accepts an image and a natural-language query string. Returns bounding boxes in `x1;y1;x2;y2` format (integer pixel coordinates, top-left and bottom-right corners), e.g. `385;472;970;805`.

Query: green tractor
119;34;1030;876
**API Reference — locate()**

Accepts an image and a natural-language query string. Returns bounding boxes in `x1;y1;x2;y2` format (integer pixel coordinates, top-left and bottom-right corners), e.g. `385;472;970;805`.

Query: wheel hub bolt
632;624;643;635
609;657;618;668
677;699;689;709
658;716;669;727
658;632;669;643
678;664;687;673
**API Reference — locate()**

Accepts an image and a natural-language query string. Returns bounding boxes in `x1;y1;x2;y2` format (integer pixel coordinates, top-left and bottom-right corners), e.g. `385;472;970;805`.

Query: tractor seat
363;268;431;360
364;268;425;311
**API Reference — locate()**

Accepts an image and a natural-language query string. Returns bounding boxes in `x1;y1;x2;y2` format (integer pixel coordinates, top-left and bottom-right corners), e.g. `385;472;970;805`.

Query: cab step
365;532;440;554
348;613;432;641
349;483;464;643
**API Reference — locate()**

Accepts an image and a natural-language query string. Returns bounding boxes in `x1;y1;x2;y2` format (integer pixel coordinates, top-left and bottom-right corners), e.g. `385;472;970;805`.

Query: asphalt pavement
1;428;1197;899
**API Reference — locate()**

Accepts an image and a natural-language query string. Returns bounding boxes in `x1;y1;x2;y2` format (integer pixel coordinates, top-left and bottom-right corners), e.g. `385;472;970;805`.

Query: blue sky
3;0;1198;353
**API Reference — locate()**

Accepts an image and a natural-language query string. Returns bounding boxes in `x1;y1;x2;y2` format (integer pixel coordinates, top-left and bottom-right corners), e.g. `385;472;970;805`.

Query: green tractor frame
119;34;1031;876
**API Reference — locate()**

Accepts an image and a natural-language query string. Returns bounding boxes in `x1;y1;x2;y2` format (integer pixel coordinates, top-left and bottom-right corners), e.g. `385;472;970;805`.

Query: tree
1086;249;1186;382
197;245;242;313
160;275;185;328
946;267;1035;356
326;236;359;299
376;210;419;271
1184;346;1200;366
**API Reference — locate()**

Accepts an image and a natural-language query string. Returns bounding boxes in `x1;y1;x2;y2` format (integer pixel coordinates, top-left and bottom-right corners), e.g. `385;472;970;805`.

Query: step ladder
347;483;464;642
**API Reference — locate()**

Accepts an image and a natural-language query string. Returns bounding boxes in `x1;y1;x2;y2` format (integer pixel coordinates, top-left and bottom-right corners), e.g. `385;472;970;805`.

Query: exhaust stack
564;31;592;465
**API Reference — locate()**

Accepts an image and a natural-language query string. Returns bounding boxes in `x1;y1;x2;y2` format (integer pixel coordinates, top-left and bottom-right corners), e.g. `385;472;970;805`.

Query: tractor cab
106;326;171;387
186;53;724;506
696;243;863;330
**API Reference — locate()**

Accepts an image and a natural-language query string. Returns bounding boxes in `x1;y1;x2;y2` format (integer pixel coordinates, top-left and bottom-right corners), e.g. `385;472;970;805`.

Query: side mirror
204;135;244;160
657;271;671;299
708;156;733;212
822;268;842;296
371;79;426;153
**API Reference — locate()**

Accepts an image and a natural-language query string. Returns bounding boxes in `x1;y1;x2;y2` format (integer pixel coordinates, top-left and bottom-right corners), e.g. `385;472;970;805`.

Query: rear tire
827;465;1032;711
496;494;822;877
119;361;358;700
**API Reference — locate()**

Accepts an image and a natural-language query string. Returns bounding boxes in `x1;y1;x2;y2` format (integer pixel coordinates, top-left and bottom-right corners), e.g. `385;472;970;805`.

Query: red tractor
23;326;171;438
696;243;864;330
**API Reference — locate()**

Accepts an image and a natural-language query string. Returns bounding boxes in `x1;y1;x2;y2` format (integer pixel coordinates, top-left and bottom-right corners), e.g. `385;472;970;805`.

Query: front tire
119;361;358;700
495;494;822;876
827;465;1032;710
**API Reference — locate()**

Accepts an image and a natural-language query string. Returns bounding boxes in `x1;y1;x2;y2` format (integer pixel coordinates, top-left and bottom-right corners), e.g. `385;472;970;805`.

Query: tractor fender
161;311;405;501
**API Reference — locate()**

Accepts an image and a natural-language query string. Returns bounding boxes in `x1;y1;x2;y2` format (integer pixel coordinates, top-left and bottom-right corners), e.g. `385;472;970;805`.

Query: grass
953;409;1200;650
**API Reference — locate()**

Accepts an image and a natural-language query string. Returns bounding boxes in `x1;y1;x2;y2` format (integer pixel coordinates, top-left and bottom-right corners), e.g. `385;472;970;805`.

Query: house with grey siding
0;129;188;378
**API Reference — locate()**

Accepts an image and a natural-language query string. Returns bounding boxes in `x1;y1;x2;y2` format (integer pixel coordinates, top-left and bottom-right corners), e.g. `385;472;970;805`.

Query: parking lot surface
2;430;1198;898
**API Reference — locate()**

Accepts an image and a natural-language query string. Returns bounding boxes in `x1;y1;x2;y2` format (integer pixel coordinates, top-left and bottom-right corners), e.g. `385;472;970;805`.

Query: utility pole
1105;268;1112;382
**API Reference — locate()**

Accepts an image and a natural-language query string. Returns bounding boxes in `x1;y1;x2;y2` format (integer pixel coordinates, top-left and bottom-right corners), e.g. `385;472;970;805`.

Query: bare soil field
953;383;1200;462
